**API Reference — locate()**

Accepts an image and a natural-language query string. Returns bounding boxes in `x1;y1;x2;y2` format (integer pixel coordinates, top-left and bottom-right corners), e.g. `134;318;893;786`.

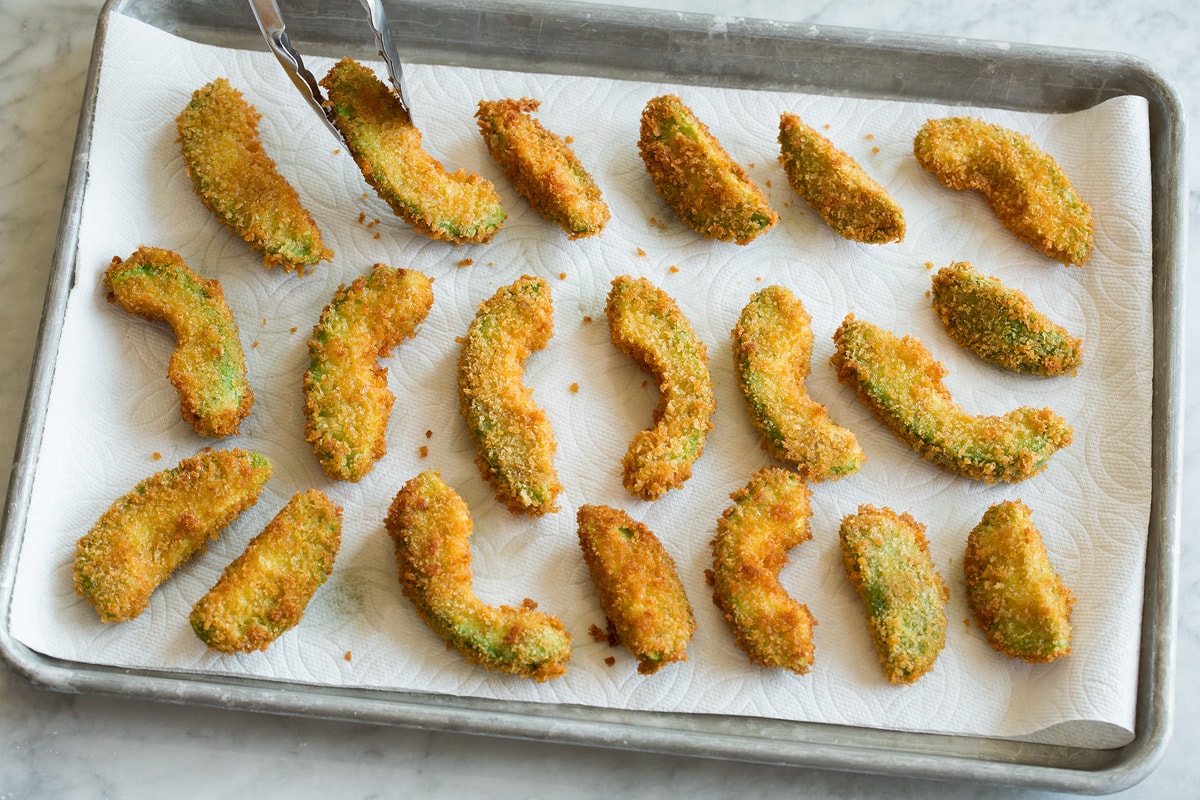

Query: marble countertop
1;0;1194;797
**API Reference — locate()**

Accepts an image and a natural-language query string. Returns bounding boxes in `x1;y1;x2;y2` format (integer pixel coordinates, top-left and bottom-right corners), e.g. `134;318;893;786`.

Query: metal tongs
248;0;413;140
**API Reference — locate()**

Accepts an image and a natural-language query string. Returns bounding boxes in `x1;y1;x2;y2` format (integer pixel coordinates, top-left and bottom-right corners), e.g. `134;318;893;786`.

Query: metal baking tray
0;0;1185;793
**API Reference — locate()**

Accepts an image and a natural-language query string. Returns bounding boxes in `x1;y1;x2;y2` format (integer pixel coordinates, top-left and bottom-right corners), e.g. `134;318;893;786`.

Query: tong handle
248;0;344;139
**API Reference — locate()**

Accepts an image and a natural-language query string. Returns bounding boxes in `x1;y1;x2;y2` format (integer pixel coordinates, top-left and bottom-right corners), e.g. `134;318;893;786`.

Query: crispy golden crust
385;470;571;681
457;275;561;515
638;94;777;244
777;113;905;244
913;117;1094;266
964;500;1074;662
73;448;272;623
177;78;331;271
105;246;253;438
831;314;1073;483
190;489;342;654
475;98;609;238
839;505;948;684
605;275;716;500
576;505;695;674
930;261;1083;377
321;58;505;245
303;264;434;482
732;285;864;481
710;467;815;674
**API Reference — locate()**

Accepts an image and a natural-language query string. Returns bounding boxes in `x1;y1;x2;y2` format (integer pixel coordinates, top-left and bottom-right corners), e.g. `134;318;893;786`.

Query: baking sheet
0;0;1180;791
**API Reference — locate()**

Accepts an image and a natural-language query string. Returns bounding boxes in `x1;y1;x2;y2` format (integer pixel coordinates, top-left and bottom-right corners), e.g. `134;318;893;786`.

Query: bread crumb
344;650;352;661
425;429;433;439
251;341;259;349
565;135;574;144
636;247;647;257
262;318;268;327
357;212;366;224
823;123;830;129
569;382;579;393
604;656;616;667
925;261;934;270
582;315;593;324
418;445;429;458
588;624;607;643
151;452;162;461
458;258;474;267
748;162;756;169
865;133;875;140
559;272;567;280
765;179;771;188
668;265;679;274
373;232;380;239
290;326;298;334
871;146;880;155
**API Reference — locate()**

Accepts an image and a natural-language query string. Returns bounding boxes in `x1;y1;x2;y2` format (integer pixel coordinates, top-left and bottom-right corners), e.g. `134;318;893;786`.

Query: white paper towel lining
8;13;1154;750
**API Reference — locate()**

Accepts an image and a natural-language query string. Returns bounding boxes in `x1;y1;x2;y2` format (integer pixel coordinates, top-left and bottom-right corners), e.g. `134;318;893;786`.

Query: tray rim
0;0;1186;793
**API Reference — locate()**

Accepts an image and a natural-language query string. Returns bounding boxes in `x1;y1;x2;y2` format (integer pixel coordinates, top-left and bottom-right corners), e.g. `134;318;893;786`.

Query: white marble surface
0;0;1194;797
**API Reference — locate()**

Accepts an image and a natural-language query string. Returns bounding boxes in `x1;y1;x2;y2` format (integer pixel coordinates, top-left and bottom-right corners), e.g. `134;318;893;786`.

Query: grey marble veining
1;1;1196;798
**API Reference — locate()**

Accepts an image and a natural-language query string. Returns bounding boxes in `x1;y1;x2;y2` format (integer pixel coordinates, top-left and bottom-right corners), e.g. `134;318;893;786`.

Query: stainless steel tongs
248;0;413;140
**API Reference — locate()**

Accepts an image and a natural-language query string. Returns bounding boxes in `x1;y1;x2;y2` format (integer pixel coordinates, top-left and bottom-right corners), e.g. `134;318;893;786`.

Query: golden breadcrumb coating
475;97;609;238
710;467;815;674
606;275;716;500
321;58;505;244
457;275;561;515
638;94;777;244
105;246;253;438
577;504;695;674
732;285;863;481
385;470;571;681
190;489;342;653
913;117;1093;266
839;505;949;684
831;314;1072;483
964;500;1074;662
930;261;1083;377
177;77;331;270
304;264;434;482
74;448;272;623
777;113;905;244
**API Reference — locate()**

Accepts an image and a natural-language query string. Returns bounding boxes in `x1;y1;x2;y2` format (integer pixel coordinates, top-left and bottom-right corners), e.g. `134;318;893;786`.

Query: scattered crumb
865;133;875;140
588;624;606;643
521;598;539;610
559;271;567;280
871;146;880;155
357;212;366;224
151;452;162;461
487;261;494;267
650;216;657;225
765;179;772;188
636;247;647;257
361;192;368;198
582;315;593;324
564;135;574;144
657;221;667;231
344;650;352;661
367;218;380;228
373;232;380;240
418;445;429;458
261;318;267;327
251;341;259;349
925;261;934;270
569;382;579;393
425;429;433;439
668;265;679;274
823;123;831;129
458;258;474;267
964;618;971;627
755;276;763;282
334;148;341;155
641;380;649;388
290;326;298;334
604;656;616;667
748;162;756;169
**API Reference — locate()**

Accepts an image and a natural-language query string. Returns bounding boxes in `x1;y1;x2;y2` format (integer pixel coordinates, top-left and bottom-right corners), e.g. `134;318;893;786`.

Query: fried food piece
385;470;571;681
190;489;342;653
930;261;1083;377
732;286;864;481
638;94;777;244
458;275;561;515
321;58;505;245
839;505;949;684
831;315;1072;483
576;505;695;674
777;113;905;244
177;78;331;271
475;98;609;238
73;448;272;623
964;500;1074;662
304;264;434;482
710;467;815;674
606;275;716;500
913;117;1094;266
105;246;253;438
